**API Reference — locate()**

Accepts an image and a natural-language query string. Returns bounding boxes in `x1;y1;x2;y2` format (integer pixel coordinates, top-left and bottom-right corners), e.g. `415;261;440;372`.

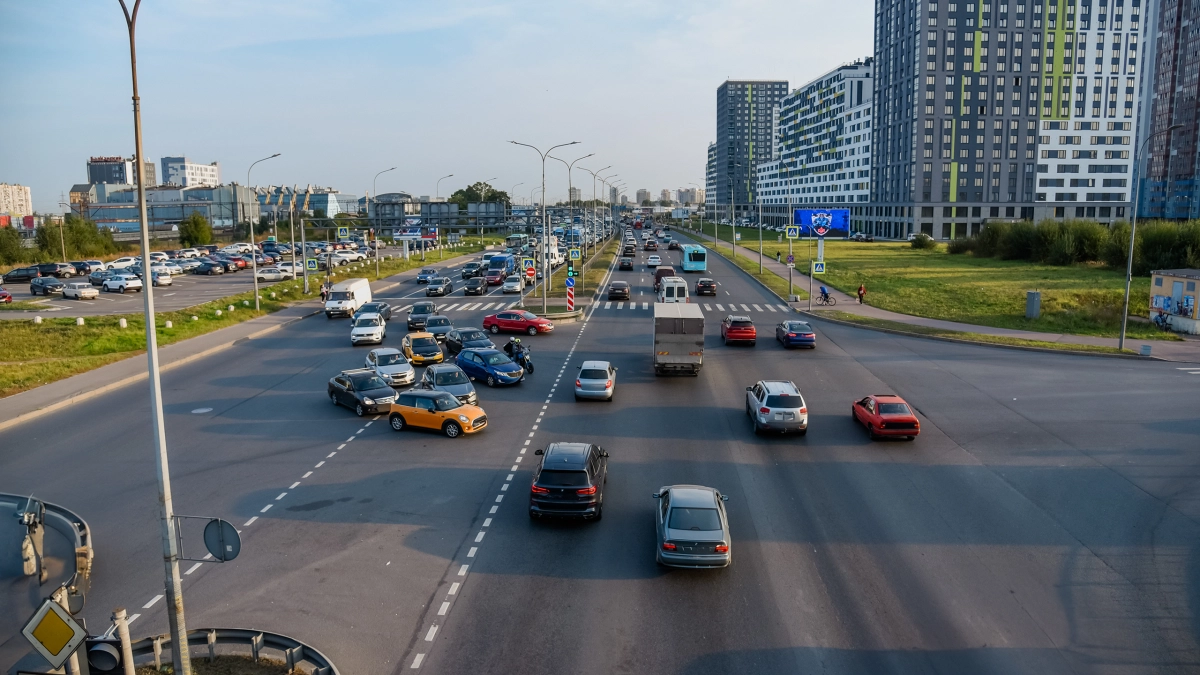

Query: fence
132;628;340;674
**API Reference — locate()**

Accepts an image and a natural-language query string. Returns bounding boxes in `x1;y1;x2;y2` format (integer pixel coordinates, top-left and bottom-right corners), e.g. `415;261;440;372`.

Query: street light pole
1120;123;1182;350
510;182;524;233
580;165;611;260
689;182;704;241
478;177;498;247
118;2;191;673
548;153;593;258
371;167;396;280
247;153;281;311
510;140;580;314
436;174;454;200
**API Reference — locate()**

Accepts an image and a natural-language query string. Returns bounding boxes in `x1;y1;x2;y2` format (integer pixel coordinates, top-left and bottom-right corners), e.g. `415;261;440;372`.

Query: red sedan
852;394;920;440
483;310;554;336
720;315;756;346
485;269;507;285
0;288;12;303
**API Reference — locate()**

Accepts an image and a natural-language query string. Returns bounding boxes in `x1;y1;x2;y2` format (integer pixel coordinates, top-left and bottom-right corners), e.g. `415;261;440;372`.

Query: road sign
203;518;241;562
564;277;575;288
22;598;85;670
567;286;575;311
786;254;795;264
569;248;581;260
735;233;741;241
812;261;826;274
522;258;536;270
786;263;796;268
337;226;349;238
785;225;800;239
306;258;318;270
526;266;536;279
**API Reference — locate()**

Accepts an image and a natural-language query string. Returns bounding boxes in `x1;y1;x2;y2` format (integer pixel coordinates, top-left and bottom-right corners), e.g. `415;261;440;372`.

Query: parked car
607;281;630;301
69;261;94;276
416;268;440;284
528;443;609;520
455;348;524;387
102;273;143;294
328;368;396;417
695;278;717;296
746;380;808;435
89;269;117;286
852;394;920;440
653;485;731;568
445;327;494;355
3;266;41;284
364;347;416;387
418;363;478;404
256;267;292;282
350;313;387;345
407;301;438;330
575;360;616;401
36;262;76;278
720;315;756;346
400;331;444;365
386;389;487;438
353;302;393;322
149;269;173;287
464;277;487;295
30;277;65;296
776;320;816;348
108;256;139;270
426;277;454;296
483;310;553;336
193;262;226;275
62;281;99;300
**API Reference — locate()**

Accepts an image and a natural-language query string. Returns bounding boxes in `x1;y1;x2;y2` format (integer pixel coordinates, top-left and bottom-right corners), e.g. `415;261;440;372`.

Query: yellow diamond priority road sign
22;598;85;669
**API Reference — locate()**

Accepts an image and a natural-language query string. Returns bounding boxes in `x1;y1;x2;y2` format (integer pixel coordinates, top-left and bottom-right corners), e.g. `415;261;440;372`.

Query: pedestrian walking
857;283;866;305
776;252;781;263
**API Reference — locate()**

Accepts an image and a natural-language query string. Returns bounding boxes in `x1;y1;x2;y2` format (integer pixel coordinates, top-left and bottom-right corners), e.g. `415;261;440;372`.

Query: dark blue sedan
456;349;525;387
775;320;817;349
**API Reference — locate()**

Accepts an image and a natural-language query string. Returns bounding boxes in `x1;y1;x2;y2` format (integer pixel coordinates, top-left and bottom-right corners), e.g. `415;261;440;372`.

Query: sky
0;0;874;213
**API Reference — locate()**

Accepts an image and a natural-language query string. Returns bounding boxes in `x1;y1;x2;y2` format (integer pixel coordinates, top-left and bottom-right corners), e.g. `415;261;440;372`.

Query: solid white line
425;625;438;641
260;504;272;513
438;601;451;616
302;471;312;478
244;516;258;526
468;547;478;557
449;582;461;595
143;595;163;609
475;531;486;542
290;482;301;489
275;492;287;500
458;564;469;576
185;562;202;575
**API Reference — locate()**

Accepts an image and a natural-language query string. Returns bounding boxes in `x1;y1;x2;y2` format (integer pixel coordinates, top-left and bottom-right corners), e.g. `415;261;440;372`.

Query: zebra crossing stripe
778;304;790;312
765;304;777;312
397;305;412;312
481;303;495;310
444;303;459;311
752;304;763;312
703;304;712;311
740;304;752;312
642;302;649;310
716;304;725;311
617;302;624;309
508;302;519;308
605;302;612;309
630;302;637;310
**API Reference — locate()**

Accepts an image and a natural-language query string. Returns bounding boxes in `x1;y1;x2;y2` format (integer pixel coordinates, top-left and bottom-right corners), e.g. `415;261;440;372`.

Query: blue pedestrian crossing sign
564;277;575;288
337;226;349;238
785;225;800;239
306;258;318;270
522;258;536;270
569;248;581;260
811;261;826;274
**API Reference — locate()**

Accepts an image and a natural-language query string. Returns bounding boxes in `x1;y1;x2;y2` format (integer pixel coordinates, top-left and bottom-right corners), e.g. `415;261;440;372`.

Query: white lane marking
143;595;163;609
511;465;518;471
528;432;535;437
489;505;498;514
468;547;478;558
501;484;509;491
328;452;337;458
740;304;752;311
716;304;725;311
410;653;425;669
617;302;624;309
337;444;346;450
483;518;492;527
725;290;730;295
425;625;438;641
302;471;312;478
260;504;272;513
126;613;141;626
449;582;461;595
438;601;451;616
355;429;363;434
752;304;763;311
495;495;504;502
481;302;495;310
605;302;612;309
515;456;523;462
777;304;789;311
475;531;486;543
766;304;777;312
244;516;258;526
458;564;469;576
506;474;514;481
290;482;300;489
185;562;203;575
275;493;287;500
373;414;382;420
315;461;325;468
643;302;649;309
203;553;212;560
703;304;712;311
444;304;459;311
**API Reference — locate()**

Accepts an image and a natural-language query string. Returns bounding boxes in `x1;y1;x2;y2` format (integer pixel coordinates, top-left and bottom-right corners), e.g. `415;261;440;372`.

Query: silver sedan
653;485;731;568
574;360;616;401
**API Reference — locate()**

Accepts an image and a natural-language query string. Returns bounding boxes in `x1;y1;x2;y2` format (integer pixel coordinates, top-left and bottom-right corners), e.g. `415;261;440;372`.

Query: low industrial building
1151;269;1200;334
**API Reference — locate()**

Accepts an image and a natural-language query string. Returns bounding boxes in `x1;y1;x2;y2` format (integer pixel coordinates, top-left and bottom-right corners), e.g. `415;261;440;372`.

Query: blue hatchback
456;349;525;387
775;320;817;348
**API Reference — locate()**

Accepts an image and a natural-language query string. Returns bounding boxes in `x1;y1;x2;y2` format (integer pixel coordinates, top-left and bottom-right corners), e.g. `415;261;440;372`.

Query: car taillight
759;407;770;414
531;485;549;494
715;544;729;553
803;333;815;338
787;333;797;337
605;380;612;389
576;379;582;387
576;485;597;495
661;542;676;551
799;407;807;414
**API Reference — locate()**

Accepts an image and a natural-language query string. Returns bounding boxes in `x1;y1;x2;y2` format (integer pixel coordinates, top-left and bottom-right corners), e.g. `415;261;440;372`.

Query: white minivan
657;277;689;304
325;278;372;318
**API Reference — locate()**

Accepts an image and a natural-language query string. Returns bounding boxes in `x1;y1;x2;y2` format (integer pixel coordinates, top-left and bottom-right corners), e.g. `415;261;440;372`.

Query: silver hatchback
574;360;616;401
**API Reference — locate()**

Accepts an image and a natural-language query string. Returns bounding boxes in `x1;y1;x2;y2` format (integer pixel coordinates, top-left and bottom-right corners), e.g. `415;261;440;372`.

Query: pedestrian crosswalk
596;301;792;314
390;301;521;314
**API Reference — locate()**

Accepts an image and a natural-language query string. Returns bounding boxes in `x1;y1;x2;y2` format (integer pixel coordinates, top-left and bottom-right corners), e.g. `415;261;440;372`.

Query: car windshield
426;317;450;327
362;304;385;313
519;311;538;320
878;403;912;415
668;507;722;531
485;353;513;366
731;320;754;328
349;375;388;390
433;394;461;411
413;303;434;314
538;470;588;487
421;269;437;275
330;291;352;301
355;317;381;327
700;279;714;284
611;282;628;289
460;331;486;342
377;353;406;366
579;369;608;379
786;322;812;332
765;395;800;408
434;370;469;385
412;337;438;349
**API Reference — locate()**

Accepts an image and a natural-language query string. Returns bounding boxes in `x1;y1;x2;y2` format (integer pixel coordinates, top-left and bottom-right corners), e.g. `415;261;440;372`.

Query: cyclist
819;286;832;304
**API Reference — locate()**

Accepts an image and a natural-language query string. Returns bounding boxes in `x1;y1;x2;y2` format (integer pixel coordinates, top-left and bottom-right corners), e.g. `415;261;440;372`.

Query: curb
0;308;322;434
800;310;1161;360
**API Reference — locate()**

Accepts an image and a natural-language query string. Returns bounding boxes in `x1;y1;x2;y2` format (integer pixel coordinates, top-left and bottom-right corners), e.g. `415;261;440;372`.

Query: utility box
1026;291;1041;319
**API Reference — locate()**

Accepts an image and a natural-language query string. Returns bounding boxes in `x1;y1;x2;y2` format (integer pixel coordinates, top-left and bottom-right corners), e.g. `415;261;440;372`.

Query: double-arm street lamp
548;153;593;260
248;153;281;311
509;140;580;314
371;167;396;278
477;177;498;245
579;165;612;258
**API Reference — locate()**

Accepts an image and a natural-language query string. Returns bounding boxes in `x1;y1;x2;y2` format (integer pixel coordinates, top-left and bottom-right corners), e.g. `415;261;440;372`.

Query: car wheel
389;414;406;432
490;325;500;334
868;425;879;440
443;421;462;438
486;375;496;387
798;429;807;437
527;326;538;336
330;392;338;406
355;403;365;417
593;505;603;521
119;286;126;294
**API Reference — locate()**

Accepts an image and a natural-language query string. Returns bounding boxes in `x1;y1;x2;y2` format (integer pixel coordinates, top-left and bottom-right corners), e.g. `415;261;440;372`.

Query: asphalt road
2;228;1199;674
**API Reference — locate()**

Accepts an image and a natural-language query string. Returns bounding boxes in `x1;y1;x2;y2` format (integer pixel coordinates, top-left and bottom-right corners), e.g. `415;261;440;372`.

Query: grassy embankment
521;237;619;308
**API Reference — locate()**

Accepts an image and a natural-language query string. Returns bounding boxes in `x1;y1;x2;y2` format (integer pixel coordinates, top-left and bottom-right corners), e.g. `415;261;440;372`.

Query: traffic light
85;636;125;673
566;262;575;278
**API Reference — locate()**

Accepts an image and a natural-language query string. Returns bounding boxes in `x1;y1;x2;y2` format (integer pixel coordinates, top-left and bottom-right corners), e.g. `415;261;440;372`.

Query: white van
657;276;689;303
325;278;372;318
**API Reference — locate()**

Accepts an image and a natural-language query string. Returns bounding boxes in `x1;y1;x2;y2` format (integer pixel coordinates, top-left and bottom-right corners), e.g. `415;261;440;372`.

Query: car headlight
363;397;375;405
459;415;469;422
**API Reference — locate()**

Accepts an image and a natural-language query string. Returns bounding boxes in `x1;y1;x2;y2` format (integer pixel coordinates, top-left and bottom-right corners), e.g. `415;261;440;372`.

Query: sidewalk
678;227;1200;363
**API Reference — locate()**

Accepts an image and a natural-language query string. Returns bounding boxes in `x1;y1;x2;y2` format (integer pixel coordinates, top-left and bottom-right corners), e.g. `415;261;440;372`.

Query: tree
641;199;652;206
35;213;118;260
0;225;25;265
448;182;510;208
178;212;213;247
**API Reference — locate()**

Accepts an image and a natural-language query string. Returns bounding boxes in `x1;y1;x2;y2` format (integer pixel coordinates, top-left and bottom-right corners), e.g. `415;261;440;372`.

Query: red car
485;269;507;285
0;288;12;303
483;310;554;336
852;394;920;440
720;315;756;346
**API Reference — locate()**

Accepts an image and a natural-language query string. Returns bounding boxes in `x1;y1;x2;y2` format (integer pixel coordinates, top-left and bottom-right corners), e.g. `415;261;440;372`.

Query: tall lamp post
436;174;454;199
477;177;498;246
689;181;705;241
371;167;396;279
548;153;593;256
510;182;524;232
247;153;281;311
1120;123;1182;350
579;165;612;259
118;2;192;673
510;140;580;314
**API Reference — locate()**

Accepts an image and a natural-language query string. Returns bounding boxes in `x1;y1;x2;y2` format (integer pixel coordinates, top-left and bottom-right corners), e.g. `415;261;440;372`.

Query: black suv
464;277;487;295
2;266;40;284
529;442;609;520
461;262;484;279
30;277;65;295
407;301;438;330
36;262;76;278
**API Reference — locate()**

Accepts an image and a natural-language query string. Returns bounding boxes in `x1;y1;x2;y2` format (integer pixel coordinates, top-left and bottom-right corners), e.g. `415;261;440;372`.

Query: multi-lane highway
2;227;1199;674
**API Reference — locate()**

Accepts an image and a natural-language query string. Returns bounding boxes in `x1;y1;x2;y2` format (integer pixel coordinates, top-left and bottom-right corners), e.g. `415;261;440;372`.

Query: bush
910;233;938;250
34;214;118;260
1067;220;1108;262
998;221;1038;260
975;222;1007;257
946;236;976;254
178;212;213;248
1104;221;1133;269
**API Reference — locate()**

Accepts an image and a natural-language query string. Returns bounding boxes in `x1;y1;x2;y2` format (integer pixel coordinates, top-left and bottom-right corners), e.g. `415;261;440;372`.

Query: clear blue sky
0;0;873;212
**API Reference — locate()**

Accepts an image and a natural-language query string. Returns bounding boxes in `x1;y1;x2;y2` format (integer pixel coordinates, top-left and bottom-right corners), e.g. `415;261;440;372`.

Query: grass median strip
700;240;809;301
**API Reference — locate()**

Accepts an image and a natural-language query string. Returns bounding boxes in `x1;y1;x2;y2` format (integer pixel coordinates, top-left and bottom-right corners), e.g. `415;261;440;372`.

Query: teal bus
680;244;707;272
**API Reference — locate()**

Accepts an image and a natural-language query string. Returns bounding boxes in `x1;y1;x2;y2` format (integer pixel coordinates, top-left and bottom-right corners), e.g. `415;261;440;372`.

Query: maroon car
485;268;507;285
483;310;553;336
0;287;12;304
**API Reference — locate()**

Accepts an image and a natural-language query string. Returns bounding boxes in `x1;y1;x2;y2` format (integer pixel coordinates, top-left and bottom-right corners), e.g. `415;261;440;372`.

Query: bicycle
816;293;836;306
1153;312;1173;332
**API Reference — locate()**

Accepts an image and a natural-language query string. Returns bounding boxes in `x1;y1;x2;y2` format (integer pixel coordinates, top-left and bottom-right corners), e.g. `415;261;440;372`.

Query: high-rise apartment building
161;156;221;187
756;59;874;227
610;186;619;204
677;188;705;204
1141;0;1199;218
568;187;582;203
636;189;652;205
869;0;1145;239
0;183;33;216
706;142;718;217
660;189;672;204
715;80;789;222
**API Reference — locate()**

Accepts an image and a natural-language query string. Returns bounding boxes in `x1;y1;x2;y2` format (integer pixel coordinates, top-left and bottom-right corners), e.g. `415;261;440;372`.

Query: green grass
818;310;1129;355
0;299;46;311
702;243;809;301
0;242;497;398
531;237;619;300
679;221;1170;340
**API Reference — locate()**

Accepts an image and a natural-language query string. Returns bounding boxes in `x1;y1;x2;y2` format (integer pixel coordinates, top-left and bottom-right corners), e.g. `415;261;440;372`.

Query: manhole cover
191;408;213;414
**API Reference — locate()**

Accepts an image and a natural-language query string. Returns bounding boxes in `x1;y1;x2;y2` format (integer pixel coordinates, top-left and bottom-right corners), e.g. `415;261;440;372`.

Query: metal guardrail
0;492;93;597
132;628;339;674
